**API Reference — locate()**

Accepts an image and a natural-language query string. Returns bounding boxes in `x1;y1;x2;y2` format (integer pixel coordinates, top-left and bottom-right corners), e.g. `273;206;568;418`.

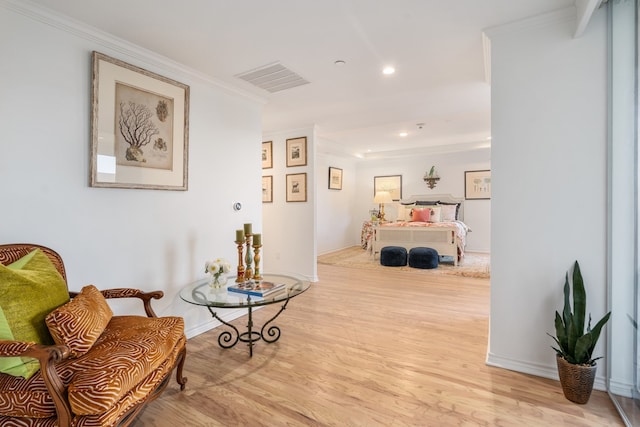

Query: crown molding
314;138;491;160
574;0;604;37
359;141;491;160
481;32;491;85
1;0;266;105
483;6;576;40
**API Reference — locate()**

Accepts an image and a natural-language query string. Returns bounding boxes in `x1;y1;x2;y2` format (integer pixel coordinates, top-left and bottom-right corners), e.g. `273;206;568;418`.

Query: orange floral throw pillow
45;285;113;358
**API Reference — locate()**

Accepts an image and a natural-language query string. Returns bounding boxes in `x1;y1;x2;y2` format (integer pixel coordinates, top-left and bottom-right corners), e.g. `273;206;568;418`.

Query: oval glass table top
179;273;311;309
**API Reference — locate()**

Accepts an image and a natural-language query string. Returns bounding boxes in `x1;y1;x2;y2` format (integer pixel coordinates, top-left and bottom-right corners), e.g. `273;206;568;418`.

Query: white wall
0;4;263;338
487;8;609;387
316;146;359;255
262;128;317;281
354;148;491;252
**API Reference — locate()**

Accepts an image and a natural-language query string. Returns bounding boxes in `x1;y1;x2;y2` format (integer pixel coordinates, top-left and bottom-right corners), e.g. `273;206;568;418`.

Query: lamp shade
374;191;393;204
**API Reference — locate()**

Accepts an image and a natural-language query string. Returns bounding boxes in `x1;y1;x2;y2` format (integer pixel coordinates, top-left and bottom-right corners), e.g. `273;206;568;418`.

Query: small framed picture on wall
328;167;343;190
262;175;273;203
286;173;307;202
373;175;402;201
286;137;307;167
464;170;491;200
262;141;273;169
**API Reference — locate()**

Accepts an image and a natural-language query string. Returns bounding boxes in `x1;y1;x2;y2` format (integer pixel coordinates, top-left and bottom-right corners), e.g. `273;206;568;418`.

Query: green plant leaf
574;333;592;364
553;312;568;353
566;313;578;357
572;261;586;338
586;311;611;361
562;273;571;327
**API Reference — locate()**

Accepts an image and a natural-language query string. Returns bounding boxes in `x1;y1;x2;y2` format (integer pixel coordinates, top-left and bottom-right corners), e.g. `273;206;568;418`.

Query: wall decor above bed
374;175;402;201
465;170;491;200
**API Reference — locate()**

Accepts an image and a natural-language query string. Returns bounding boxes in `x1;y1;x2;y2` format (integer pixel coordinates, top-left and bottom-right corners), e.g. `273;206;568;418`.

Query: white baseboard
609;378;635;398
465;249;491;254
486;352;607;391
317;245;358;257
184;307;254;339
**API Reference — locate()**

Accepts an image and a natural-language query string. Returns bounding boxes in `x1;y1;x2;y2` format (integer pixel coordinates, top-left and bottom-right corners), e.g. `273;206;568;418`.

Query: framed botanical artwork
374;175;402;201
262;141;273;169
328;167;343;190
286;137;307;167
90;51;190;190
262;175;273;203
465;170;491;200
286;173;307;202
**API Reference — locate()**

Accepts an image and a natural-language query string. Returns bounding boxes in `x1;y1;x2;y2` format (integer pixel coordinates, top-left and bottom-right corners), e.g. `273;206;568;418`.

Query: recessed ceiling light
399;132;408;137
382;66;395;75
334;60;346;66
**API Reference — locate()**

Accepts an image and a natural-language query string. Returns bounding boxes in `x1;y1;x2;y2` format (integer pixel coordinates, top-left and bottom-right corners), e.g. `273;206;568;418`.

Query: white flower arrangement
204;258;232;285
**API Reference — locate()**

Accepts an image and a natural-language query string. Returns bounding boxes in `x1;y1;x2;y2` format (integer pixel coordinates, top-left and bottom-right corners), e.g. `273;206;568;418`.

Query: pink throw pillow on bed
412;207;431;222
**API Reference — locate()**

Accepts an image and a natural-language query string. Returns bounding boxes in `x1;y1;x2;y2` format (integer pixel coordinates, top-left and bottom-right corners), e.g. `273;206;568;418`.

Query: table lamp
373;191;393;221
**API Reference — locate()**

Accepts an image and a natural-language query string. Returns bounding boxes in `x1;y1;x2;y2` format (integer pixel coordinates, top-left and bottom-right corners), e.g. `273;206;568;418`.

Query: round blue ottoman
380;246;407;267
409;247;439;269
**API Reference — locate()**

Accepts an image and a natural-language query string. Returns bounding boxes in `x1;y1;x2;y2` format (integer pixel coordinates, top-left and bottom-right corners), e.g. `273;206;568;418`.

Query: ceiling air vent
235;62;309;93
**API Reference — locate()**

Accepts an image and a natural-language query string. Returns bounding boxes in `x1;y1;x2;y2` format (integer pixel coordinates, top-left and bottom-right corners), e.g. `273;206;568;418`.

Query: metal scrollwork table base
180;274;310;357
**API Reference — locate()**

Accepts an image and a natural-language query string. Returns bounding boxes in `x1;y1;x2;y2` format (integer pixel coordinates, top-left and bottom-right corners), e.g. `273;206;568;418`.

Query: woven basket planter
556;355;597;404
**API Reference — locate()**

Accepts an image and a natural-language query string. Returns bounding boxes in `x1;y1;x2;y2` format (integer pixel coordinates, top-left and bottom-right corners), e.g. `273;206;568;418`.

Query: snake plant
549;261;611;366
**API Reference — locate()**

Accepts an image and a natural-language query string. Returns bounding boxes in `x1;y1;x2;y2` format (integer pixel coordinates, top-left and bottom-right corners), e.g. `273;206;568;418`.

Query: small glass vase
209;273;228;289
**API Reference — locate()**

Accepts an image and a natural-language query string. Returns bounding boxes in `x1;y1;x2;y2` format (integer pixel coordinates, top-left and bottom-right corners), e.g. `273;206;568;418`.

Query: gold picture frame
286;173;307;202
328;167;343;190
262;175;273;203
374;175;402;201
90;51;190;190
262;141;273;169
286;137;307;167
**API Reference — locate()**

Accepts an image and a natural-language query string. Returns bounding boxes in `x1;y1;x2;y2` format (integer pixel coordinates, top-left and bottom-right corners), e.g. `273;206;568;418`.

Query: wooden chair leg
175;346;188;391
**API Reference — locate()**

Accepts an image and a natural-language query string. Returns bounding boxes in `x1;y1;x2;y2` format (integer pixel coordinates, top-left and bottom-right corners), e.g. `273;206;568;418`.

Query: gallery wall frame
262;141;273;169
90;51;190;190
262;175;273;203
328;167;343;190
286;137;307;167
286;173;307;202
464;170;491;200
373;175;402;201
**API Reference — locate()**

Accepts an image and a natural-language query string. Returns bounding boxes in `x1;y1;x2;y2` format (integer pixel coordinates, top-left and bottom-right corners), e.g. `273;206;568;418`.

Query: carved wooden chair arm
69;288;164;318
0;340;72;427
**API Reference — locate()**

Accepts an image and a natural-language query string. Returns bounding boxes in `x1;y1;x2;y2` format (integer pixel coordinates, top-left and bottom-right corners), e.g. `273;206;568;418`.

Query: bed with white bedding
371;194;470;266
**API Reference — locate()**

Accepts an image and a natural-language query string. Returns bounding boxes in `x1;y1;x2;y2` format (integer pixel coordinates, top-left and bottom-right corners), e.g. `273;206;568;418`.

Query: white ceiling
28;0;576;157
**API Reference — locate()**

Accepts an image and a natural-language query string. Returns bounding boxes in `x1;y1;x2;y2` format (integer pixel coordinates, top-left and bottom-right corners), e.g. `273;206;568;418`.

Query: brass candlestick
252;244;262;280
244;234;253;281
235;240;245;283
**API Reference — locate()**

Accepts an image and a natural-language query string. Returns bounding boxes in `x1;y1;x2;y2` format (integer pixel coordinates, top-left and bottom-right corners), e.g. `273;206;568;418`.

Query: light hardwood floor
131;264;623;426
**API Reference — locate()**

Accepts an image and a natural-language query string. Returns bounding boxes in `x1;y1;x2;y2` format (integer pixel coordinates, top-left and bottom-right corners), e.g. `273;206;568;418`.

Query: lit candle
243;223;252;235
253;233;261;246
235;229;244;242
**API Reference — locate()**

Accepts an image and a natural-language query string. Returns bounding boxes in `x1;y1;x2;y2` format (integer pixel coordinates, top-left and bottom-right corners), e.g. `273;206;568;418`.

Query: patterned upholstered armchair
0;244;187;427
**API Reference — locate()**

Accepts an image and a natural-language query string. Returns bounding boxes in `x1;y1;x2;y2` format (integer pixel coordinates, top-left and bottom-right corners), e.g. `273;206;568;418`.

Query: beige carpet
318;246;490;279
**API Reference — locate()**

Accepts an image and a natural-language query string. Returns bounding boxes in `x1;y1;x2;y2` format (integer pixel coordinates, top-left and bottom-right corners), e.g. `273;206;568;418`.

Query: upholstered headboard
399;193;465;221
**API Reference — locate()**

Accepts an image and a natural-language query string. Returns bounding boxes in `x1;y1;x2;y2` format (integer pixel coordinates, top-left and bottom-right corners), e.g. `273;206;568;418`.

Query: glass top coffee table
180;273;310;357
